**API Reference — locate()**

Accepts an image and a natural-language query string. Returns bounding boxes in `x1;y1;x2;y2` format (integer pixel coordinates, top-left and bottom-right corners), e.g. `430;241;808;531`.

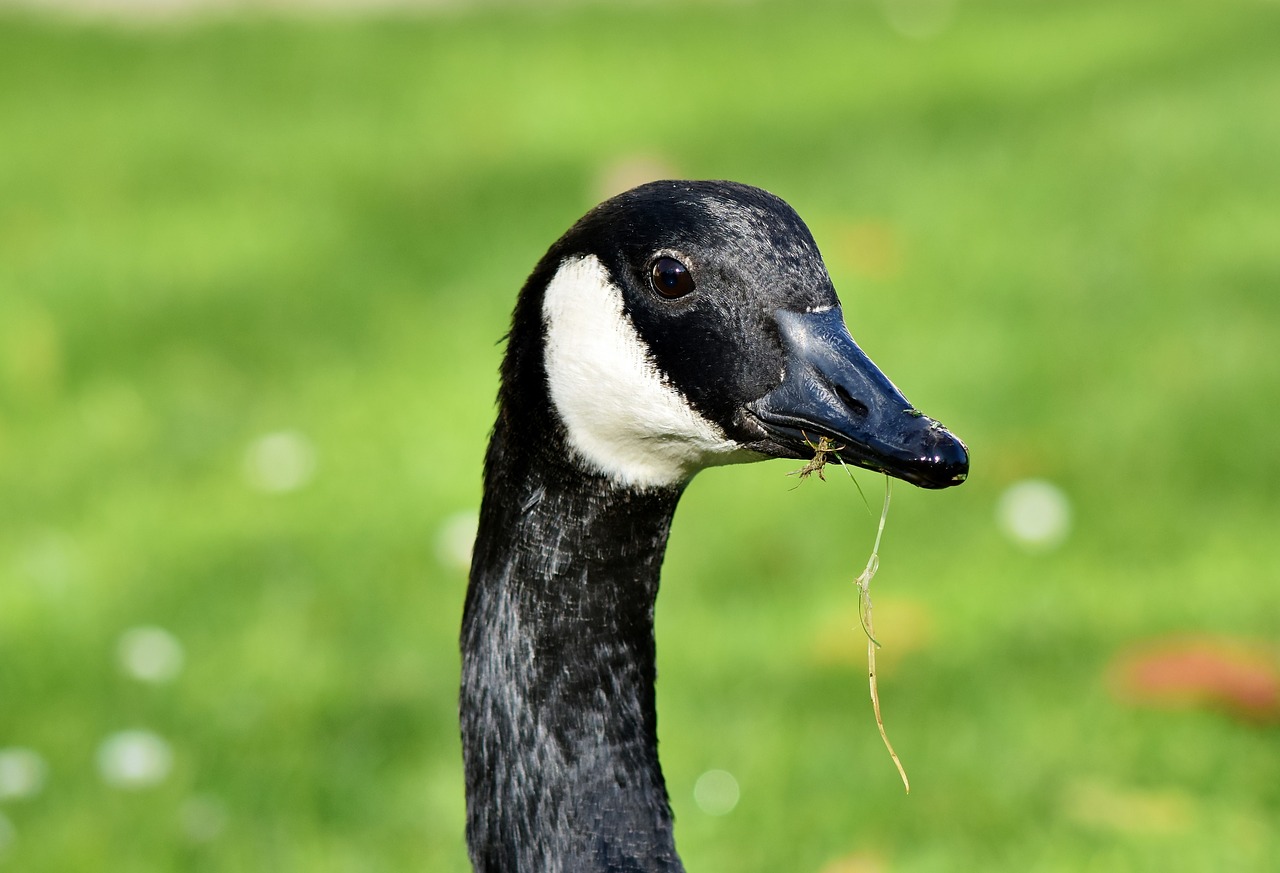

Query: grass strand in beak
841;464;909;794
791;443;909;794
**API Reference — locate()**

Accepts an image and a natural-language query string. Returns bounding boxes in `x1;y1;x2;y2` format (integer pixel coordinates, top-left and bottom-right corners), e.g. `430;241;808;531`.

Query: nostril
834;384;869;418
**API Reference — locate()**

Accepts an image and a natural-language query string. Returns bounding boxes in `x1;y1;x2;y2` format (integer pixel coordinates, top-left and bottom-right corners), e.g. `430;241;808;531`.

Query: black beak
746;308;968;490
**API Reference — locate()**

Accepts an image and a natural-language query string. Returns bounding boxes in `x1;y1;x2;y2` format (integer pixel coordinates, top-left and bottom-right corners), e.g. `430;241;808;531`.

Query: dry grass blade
790;439;909;792
842;464;909;794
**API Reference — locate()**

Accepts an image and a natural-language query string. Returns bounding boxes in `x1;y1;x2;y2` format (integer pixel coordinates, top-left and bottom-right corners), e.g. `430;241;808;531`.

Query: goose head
467;180;968;872
511;179;968;492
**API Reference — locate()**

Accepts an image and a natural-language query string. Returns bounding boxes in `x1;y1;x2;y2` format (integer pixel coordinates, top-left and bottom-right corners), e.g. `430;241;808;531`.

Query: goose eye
650;257;695;299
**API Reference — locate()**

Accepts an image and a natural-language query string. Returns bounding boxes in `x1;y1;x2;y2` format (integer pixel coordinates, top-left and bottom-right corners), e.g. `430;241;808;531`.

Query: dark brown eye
649;256;695;299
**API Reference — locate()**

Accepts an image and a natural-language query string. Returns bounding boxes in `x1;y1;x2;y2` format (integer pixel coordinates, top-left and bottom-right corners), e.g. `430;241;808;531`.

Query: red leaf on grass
1110;637;1280;723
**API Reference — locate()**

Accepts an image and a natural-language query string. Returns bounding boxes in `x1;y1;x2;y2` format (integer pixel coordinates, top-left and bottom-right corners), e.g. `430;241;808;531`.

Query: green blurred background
2;0;1278;870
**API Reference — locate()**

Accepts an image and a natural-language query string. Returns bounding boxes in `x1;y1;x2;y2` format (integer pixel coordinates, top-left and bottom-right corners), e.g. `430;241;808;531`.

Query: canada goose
462;180;967;872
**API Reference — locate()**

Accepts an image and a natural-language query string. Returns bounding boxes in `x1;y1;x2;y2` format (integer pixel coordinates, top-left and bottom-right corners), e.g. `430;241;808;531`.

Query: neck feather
461;417;687;873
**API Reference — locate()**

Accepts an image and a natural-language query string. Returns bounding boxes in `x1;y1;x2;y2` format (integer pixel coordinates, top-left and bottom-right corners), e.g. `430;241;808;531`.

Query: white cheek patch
541;255;753;488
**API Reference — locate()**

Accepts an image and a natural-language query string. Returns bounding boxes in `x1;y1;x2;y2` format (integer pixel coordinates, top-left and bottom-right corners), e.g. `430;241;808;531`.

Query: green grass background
2;0;1279;870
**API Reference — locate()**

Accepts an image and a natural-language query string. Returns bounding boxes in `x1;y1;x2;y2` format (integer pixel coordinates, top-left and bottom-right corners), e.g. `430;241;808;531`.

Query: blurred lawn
2;0;1279;870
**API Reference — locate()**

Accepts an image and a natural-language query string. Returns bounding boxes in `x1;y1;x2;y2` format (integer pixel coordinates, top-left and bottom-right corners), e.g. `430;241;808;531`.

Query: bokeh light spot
118;626;185;684
15;529;80;595
437;510;479;573
0;748;47;801
97;730;173;789
244;430;317;493
996;479;1071;550
692;769;740;816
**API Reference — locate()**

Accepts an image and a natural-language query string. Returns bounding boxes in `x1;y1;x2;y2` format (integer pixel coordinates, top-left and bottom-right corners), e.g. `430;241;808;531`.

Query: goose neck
461;447;686;872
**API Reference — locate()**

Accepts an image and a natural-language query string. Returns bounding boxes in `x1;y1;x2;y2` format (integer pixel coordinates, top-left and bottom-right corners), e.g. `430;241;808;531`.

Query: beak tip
920;427;969;489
